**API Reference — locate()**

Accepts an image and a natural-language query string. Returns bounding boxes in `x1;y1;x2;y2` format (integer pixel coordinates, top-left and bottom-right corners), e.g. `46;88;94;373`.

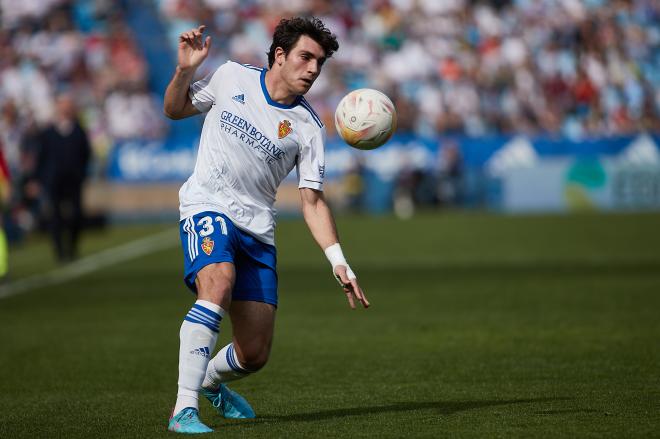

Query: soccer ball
334;88;397;150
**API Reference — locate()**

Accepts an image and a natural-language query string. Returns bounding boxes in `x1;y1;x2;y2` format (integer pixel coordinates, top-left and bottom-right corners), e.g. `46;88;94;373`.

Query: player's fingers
345;290;356;309
346;281;367;309
181;33;193;45
349;278;363;301
338;268;351;286
349;279;368;307
193;26;205;47
349;280;368;308
202;36;212;53
357;285;370;308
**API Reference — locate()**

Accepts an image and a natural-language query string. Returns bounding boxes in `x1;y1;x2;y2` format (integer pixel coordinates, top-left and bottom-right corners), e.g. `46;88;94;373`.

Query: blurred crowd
0;0;165;173
2;0;659;175
158;0;660;138
0;0;165;242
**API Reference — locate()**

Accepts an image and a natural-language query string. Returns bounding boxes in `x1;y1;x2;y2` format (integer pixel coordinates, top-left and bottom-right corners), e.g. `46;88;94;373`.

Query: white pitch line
0;228;179;300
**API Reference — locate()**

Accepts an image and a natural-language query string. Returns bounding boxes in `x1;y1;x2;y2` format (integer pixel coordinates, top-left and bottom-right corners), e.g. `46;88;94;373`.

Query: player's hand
178;25;211;71
334;265;370;309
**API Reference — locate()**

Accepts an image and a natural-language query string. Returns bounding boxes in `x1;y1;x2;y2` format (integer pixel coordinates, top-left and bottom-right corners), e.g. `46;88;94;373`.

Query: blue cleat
201;384;256;419
167;407;213;434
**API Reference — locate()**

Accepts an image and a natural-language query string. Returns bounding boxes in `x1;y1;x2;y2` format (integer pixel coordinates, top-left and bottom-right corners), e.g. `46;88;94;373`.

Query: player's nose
307;59;319;76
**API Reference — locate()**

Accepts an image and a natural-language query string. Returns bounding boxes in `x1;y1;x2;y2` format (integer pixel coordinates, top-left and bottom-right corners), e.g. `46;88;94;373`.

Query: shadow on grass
218;397;572;427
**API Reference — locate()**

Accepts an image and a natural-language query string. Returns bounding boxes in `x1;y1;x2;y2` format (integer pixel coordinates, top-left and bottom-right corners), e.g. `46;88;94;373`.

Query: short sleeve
188;61;231;113
296;127;326;191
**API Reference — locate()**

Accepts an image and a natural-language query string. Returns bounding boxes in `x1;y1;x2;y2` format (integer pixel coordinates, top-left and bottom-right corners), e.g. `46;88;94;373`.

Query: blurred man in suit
36;93;91;262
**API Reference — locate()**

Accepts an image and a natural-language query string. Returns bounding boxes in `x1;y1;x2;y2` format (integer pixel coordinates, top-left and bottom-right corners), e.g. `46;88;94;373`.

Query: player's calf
203;342;258;387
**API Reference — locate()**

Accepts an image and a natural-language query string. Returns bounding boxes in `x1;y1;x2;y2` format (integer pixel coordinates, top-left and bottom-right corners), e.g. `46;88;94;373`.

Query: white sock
174;300;225;414
202;343;253;390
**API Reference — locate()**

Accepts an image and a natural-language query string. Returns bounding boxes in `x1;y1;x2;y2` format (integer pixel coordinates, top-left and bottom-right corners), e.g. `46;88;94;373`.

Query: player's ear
275;47;285;66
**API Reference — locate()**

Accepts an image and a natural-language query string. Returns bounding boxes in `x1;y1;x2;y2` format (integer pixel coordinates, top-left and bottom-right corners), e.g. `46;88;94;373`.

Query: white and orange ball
334;88;397;150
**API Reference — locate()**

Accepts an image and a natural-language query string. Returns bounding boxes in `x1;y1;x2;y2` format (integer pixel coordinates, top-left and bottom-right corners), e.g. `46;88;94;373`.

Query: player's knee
240;348;270;372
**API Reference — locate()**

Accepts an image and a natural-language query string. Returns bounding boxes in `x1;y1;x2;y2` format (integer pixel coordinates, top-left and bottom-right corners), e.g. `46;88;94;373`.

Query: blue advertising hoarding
107;133;660;212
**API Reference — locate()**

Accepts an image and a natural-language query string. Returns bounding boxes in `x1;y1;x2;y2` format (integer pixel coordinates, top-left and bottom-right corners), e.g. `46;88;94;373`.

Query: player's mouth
300;78;314;86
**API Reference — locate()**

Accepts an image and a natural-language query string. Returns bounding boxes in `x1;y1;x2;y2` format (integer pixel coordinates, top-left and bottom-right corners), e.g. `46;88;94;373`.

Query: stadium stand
154;0;659;137
0;0;658;229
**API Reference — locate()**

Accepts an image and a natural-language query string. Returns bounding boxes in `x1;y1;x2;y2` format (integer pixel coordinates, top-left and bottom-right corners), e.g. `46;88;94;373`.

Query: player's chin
298;81;313;94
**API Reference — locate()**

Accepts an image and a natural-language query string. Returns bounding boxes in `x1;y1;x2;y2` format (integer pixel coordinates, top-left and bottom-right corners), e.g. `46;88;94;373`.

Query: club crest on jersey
278;120;292;139
201;237;214;255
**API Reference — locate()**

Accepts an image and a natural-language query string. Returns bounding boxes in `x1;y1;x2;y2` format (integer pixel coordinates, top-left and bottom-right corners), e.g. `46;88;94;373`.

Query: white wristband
324;243;356;281
324;243;347;268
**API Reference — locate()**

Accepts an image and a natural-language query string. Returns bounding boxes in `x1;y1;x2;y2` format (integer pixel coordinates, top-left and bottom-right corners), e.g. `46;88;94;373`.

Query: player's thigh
180;211;239;307
230;300;276;365
195;262;236;310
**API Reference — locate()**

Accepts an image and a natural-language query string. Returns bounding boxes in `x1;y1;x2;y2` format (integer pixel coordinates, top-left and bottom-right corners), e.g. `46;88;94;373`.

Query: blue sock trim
226;343;250;374
184;303;222;332
184;316;220;333
193;303;222;321
188;309;218;326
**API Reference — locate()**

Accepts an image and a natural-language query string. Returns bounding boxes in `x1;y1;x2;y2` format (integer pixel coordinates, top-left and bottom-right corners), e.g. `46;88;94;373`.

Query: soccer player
163;17;369;434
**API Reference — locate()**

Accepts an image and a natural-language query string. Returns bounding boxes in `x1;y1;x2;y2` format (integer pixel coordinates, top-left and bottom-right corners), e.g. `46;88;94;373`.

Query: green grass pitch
1;212;659;438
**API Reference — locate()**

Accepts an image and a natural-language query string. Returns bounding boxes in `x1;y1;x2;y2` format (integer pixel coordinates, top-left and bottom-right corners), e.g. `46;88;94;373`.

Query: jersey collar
260;68;302;109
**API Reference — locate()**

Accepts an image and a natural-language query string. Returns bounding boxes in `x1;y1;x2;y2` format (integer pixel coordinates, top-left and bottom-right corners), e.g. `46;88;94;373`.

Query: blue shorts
179;211;278;306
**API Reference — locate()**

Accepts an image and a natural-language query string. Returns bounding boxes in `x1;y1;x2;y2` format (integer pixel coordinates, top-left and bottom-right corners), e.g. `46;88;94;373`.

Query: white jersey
179;61;326;245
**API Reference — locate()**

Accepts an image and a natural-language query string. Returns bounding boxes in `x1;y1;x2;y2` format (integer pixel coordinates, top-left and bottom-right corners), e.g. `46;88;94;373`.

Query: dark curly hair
267;17;339;68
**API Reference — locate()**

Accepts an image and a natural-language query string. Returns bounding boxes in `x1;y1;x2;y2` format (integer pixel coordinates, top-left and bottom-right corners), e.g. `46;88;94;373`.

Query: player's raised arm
299;187;370;309
164;25;211;120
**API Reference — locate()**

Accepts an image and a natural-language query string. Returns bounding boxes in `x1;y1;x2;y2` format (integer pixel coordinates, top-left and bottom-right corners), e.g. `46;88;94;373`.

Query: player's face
279;35;326;95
